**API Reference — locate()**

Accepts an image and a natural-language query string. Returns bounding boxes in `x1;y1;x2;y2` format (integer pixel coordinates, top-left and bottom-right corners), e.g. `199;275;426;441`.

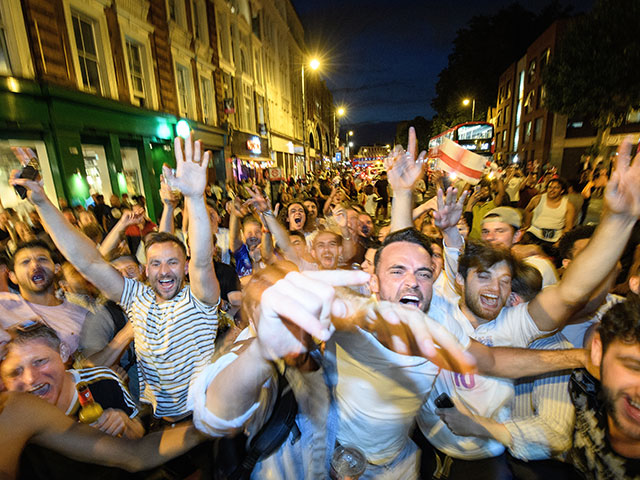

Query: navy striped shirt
120;278;218;417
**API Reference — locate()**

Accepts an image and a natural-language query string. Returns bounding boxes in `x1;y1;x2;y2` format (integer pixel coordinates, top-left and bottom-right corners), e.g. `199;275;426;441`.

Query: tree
431;2;572;135
543;0;640;151
395;116;432;152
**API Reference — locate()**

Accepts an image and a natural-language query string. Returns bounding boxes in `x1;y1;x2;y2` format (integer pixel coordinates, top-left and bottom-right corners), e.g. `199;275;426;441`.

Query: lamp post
301;58;319;175
462;98;476;122
345;130;354;159
333;107;345;157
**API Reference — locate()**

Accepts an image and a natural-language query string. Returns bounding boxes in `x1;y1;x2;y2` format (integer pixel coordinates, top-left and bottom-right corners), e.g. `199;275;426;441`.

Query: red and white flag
437;138;490;185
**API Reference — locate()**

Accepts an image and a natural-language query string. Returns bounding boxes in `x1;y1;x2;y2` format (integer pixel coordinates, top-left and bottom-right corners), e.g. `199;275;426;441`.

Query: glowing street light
462;98;476;121
309;58;320;70
337;107;345;117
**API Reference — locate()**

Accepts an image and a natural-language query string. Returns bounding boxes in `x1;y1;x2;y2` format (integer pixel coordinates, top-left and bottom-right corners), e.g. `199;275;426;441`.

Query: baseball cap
482;207;522;229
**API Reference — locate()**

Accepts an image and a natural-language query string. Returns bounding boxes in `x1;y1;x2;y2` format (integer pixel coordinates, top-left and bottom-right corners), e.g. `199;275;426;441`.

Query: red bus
427;122;494;167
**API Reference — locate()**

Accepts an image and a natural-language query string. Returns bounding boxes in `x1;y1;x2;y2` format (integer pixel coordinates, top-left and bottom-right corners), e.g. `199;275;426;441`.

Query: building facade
0;0;336;217
493;19;640;178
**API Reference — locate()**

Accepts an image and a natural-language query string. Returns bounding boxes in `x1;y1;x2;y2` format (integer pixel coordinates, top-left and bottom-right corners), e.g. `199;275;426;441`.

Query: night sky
291;0;593;145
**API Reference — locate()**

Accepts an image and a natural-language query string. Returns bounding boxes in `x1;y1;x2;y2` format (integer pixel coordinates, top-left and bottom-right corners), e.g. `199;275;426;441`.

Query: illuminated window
71;11;103;94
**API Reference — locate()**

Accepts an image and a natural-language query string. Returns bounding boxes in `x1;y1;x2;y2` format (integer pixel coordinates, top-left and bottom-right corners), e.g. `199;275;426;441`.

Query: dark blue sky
291;0;592;142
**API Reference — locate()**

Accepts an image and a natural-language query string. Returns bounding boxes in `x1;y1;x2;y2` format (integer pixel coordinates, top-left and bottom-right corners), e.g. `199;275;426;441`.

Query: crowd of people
1;128;640;480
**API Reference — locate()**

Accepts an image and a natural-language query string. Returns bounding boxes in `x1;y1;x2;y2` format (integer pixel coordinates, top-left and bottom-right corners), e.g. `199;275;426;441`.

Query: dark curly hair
598;294;640;353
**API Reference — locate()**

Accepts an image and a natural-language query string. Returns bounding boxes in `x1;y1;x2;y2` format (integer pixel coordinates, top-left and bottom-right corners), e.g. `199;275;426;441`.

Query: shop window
121;147;144;196
71;11;103;94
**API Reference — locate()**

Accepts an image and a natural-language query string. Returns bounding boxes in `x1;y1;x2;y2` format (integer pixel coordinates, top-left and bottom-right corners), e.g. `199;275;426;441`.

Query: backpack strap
228;368;298;480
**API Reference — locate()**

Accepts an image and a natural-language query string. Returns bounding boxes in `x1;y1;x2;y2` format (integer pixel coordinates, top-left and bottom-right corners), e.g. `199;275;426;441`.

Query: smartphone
434;393;454;409
14;163;39;199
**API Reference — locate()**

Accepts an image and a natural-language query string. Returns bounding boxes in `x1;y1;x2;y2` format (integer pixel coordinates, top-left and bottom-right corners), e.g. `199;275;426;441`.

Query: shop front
228;131;272;183
0;78;225;222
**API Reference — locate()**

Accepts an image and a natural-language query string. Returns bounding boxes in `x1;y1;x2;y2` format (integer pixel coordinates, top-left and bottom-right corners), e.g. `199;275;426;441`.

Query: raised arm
388;127;426;232
246;186;300;265
10;174;124;302
528;137;640;331
158;176;180;234
98;209;143;258
228;198;246;253
163;134;219;305
522;195;541;230
433;187;468;250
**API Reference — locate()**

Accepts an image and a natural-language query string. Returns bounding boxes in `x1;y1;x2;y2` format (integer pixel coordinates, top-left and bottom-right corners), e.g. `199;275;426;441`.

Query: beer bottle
76;382;104;424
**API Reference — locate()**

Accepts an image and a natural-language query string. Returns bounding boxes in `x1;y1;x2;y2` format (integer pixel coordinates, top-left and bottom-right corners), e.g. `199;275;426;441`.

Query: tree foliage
395;116;432;152
431;2;572;136
543;0;640;130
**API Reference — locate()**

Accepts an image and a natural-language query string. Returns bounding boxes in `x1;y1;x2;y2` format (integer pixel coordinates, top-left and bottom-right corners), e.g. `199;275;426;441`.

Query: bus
427;122;494;167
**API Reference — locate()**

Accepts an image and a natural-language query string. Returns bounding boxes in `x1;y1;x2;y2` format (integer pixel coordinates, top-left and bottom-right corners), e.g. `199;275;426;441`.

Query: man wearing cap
481;206;558;287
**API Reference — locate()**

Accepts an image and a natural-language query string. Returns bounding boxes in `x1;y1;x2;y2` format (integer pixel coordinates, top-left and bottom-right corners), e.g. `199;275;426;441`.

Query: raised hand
9;169;46;205
359;301;476;374
118;209;144;228
386;127;426;191
433;187;468;230
227;197;248;218
244;185;271;213
254;269;371;361
332;205;348;228
159;174;181;207
605;136;640;218
162;133;211;198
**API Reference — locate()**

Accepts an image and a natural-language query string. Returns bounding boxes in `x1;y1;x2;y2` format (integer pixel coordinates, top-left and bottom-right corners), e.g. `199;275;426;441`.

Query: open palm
163;133;211;198
386;127;425;191
605;136;640;217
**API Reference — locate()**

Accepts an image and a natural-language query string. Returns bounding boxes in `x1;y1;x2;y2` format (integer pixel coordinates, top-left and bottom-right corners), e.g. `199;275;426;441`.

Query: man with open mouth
0;240;89;355
10;133;220;427
0;322;142;440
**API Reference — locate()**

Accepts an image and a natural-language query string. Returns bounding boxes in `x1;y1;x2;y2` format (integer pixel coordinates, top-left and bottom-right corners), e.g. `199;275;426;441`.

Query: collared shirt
504;333;574;460
419;301;546;459
120;277;218;417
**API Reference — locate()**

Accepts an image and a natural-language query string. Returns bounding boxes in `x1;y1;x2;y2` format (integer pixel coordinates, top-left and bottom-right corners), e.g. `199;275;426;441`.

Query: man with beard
10;133;220;423
439;296;640;480
0;240;89;355
415;137;640;479
189;231;590;479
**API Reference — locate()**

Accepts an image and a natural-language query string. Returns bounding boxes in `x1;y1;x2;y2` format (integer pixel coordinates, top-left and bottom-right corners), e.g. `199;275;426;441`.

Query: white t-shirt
523;255;559;288
418;302;546;459
333;316;470;465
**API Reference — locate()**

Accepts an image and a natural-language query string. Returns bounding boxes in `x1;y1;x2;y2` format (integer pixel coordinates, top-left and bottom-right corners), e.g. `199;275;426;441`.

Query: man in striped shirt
11;133;220;422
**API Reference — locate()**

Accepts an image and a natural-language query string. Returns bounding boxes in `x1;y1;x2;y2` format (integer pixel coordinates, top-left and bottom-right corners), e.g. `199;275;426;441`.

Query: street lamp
333;106;346;156
345;130;354;158
301;58;320;175
462;98;476;122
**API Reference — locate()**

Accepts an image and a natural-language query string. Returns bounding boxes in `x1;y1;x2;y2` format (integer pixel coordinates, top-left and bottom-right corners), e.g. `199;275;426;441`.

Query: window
71;11;103;94
0;8;11;75
241;82;254;130
540;48;550;71
200;75;215;124
175;63;193;117
125;39;145;106
217;12;230;62
504;106;510;126
527;59;536;84
191;1;207;41
524;90;536;114
534;117;543;141
502;130;507;148
168;0;177;21
524;120;532;143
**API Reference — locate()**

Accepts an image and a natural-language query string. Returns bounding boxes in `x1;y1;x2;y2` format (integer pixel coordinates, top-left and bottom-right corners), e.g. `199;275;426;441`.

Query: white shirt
523;255;559;288
418;302;546;459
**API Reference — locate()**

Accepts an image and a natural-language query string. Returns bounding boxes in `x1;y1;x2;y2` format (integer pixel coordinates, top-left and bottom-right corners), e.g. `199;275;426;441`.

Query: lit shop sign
247;136;262;154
